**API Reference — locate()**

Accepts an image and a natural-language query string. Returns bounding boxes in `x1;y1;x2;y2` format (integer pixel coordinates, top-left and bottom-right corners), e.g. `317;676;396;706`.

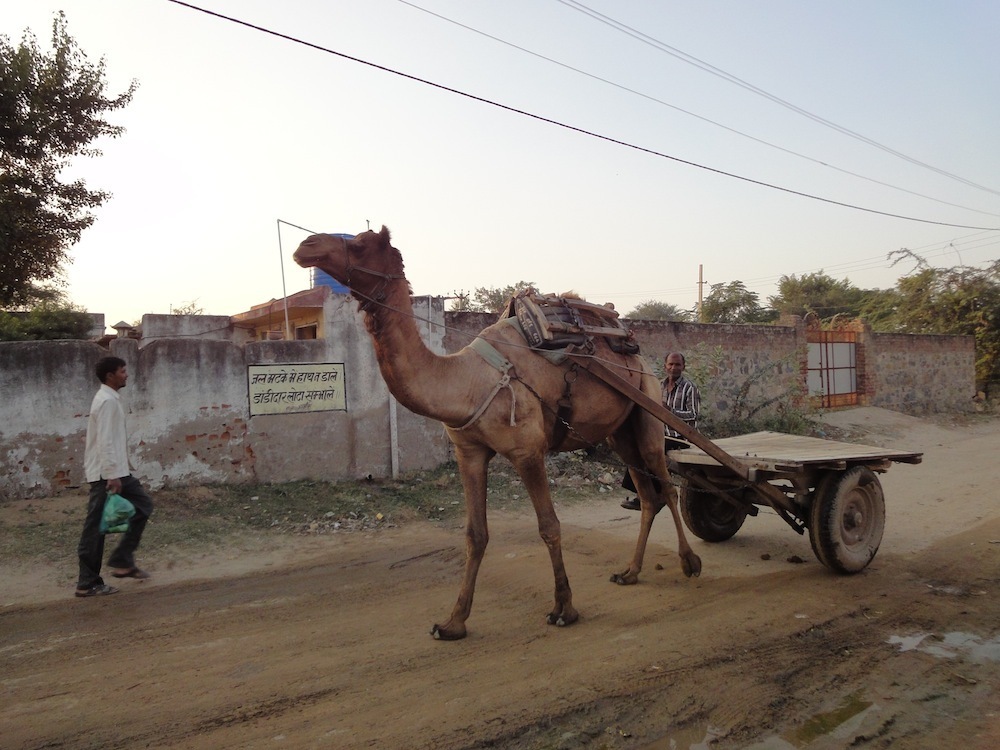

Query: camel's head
292;233;347;275
293;225;401;283
293;226;408;305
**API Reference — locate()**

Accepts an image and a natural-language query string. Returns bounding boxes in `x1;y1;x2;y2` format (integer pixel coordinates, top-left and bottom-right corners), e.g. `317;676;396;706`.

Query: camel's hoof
681;553;703;578
546;611;579;627
430;623;467;641
609;571;638;586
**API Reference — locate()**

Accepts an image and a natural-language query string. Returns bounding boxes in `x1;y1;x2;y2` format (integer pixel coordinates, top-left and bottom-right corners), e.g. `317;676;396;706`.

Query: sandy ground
2;407;999;749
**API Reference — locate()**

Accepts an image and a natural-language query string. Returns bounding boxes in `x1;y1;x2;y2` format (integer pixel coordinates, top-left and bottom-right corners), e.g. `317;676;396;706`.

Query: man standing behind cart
620;351;701;510
75;356;154;597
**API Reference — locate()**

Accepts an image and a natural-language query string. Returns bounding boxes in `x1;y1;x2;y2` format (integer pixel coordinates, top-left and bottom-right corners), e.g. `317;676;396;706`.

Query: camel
293;227;701;640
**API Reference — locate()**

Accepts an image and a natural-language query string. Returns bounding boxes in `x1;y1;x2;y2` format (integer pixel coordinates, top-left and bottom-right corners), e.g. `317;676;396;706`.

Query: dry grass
0;451;626;565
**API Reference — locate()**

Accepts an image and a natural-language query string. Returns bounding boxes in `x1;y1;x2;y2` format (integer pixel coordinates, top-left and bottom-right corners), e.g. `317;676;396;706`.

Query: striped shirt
662;375;700;438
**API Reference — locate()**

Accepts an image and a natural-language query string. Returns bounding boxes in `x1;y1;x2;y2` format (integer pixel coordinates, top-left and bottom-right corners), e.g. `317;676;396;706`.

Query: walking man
75;356;153;597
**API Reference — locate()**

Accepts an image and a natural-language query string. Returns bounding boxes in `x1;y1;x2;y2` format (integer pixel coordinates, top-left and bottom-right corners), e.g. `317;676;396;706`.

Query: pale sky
5;0;1000;330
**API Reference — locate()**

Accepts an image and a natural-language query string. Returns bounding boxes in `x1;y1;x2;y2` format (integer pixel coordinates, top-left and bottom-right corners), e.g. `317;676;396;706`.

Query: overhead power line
165;1;1000;232
398;0;1000;220
558;0;1000;198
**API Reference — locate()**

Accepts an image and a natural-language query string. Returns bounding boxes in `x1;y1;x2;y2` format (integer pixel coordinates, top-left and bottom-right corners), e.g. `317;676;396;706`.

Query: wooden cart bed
669;430;923;474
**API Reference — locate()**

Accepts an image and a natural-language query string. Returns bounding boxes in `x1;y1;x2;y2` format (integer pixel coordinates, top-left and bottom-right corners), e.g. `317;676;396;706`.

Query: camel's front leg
513;455;579;628
431;443;493;641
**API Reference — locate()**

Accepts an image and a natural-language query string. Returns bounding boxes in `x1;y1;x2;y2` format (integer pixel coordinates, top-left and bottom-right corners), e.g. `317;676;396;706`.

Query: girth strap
551;365;577;447
455;323;519;430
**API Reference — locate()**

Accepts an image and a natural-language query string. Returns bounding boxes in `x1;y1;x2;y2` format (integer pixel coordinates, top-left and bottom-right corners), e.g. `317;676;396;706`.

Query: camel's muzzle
292;236;325;268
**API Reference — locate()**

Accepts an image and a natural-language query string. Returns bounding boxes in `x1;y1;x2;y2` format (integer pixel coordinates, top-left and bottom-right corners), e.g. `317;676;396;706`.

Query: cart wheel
680;484;748;542
809;466;885;574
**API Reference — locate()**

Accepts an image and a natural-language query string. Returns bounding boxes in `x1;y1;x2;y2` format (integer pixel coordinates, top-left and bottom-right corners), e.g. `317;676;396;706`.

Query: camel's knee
465;526;488;555
659;481;679;506
538;528;562;550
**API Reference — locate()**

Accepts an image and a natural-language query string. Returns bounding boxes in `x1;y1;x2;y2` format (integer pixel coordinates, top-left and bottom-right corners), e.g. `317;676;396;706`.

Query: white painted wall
0;297;450;500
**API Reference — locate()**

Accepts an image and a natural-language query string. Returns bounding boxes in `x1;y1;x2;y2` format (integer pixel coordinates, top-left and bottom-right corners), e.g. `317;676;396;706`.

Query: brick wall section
840;318;872;405
856;323;879;405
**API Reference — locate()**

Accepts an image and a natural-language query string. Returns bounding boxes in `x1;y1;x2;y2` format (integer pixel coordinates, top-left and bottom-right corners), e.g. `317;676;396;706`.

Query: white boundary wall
0;296;450;500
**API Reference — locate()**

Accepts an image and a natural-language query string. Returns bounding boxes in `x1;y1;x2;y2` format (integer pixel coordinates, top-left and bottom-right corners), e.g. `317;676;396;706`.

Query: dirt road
3;408;999;749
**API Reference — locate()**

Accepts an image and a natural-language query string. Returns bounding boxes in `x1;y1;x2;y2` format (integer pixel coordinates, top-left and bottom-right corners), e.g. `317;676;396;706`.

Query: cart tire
809;466;885;574
680;484;748;542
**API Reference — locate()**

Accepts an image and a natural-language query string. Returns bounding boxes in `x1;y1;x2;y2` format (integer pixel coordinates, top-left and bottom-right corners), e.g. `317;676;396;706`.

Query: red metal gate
807;330;858;408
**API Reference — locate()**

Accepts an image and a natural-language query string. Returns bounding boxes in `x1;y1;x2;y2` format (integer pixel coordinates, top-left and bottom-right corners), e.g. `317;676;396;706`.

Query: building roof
229;286;331;328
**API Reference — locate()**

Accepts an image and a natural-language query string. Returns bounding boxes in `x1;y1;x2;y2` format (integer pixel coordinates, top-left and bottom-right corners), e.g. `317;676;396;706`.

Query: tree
466;281;536;313
861;254;1000;390
447;290;470;312
769;271;869;320
0;13;136;309
850;287;900;330
171;300;204;315
700;281;775;324
0;297;94;340
624;299;692;321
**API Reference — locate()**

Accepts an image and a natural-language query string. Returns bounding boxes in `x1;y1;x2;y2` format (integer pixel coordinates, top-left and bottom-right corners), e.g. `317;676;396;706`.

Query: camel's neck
360;280;464;423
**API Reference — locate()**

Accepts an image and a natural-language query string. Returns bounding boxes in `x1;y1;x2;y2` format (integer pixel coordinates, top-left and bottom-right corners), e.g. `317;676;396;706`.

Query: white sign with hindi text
248;363;347;416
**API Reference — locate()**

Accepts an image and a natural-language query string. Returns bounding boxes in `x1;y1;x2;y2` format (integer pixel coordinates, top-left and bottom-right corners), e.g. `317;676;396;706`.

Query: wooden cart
667;431;922;573
564;352;923;573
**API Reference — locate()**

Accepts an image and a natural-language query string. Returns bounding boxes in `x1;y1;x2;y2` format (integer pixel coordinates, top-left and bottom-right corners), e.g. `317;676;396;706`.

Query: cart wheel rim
839;484;879;546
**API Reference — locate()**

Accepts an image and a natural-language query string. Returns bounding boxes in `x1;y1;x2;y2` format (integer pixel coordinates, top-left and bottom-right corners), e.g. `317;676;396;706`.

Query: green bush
0;304;95;341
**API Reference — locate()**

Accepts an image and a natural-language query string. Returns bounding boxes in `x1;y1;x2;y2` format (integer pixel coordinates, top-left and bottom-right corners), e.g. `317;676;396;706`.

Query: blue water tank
310;233;354;293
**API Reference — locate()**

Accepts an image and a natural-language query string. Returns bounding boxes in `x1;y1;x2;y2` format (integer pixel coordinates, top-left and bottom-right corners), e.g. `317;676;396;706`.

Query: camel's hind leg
608;425;702;585
511;454;579;628
431;442;494;641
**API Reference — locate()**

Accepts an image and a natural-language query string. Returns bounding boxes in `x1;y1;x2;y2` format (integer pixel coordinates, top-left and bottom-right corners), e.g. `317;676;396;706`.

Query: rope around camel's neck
355;276;471;424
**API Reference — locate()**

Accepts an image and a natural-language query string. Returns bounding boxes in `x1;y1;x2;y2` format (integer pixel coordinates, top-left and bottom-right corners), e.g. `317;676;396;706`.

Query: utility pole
697;264;706;322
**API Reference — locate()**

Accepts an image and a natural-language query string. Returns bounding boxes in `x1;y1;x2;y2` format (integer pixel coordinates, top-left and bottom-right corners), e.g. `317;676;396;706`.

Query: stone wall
1;298;974;500
864;331;975;414
440;313;805;423
441;311;497;354
439;311;973;420
618;318;805;420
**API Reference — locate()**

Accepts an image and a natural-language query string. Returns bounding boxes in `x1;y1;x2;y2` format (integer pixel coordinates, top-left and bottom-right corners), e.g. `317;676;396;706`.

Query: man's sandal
110;567;151;580
620;497;641;511
75;584;119;597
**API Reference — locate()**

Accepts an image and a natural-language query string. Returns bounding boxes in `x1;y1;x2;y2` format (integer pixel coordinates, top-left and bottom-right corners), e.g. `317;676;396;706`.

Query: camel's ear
379;225;391;244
